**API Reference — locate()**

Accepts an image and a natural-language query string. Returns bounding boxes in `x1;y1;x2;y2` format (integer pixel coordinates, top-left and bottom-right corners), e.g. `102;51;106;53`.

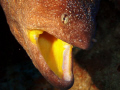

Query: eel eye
61;13;69;24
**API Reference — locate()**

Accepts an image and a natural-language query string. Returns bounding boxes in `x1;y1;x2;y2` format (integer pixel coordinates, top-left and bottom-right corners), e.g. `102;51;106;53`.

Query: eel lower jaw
27;29;74;88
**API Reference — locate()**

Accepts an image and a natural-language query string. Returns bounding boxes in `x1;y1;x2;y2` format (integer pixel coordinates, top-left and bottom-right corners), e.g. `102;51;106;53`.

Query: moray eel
0;0;100;89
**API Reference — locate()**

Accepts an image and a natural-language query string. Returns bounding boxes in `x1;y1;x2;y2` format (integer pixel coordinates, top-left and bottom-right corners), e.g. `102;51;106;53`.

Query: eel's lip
25;29;74;89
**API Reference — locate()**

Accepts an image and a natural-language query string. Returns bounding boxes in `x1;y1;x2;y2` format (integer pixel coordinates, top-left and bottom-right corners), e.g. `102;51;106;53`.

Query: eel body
0;0;100;89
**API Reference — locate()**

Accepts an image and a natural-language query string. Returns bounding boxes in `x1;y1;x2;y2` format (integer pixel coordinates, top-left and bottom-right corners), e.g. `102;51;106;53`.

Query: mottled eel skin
0;0;100;89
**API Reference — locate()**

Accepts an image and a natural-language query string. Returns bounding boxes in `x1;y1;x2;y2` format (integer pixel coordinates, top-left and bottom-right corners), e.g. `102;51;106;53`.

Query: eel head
0;0;100;89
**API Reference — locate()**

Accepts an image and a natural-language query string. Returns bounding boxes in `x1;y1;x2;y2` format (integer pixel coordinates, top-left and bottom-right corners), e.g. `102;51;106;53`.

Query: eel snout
0;0;100;89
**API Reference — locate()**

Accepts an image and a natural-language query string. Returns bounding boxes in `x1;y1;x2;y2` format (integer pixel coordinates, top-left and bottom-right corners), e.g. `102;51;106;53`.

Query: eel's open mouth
28;30;73;81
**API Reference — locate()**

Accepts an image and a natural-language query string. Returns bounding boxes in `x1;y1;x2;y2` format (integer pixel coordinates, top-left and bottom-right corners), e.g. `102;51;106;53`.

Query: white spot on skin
74;39;76;42
79;39;82;42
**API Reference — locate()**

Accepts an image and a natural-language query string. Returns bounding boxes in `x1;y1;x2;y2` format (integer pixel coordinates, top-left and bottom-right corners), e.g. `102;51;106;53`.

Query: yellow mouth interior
28;30;72;79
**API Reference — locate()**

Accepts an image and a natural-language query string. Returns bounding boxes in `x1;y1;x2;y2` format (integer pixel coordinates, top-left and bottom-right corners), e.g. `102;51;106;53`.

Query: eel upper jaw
26;29;74;89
